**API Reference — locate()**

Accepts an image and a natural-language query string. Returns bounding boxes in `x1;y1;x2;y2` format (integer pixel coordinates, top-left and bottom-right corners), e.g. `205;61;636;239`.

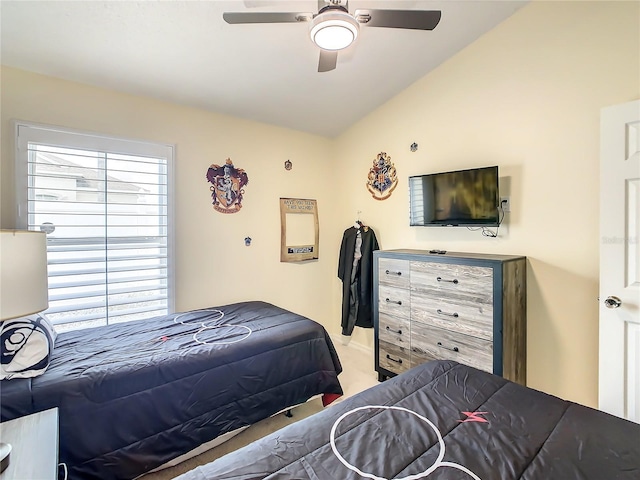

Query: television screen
409;166;499;226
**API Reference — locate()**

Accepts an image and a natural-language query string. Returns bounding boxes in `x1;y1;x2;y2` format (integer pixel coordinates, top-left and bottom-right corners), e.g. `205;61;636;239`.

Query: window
15;122;174;332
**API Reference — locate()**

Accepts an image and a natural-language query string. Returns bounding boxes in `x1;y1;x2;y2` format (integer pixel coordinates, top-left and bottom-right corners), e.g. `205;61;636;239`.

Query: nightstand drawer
411;296;493;340
410;261;492;301
378;285;410;320
378;340;410;375
411;323;493;373
378;258;410;289
379;312;410;346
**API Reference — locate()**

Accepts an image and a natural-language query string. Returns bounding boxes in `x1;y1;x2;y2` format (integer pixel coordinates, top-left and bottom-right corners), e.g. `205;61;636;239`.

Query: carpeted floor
140;338;377;480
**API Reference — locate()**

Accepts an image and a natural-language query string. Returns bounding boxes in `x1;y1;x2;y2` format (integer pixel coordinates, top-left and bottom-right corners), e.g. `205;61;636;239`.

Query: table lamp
0;229;49;473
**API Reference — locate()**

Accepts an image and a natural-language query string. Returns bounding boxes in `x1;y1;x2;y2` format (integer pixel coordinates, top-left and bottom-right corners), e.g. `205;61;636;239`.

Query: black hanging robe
338;225;379;336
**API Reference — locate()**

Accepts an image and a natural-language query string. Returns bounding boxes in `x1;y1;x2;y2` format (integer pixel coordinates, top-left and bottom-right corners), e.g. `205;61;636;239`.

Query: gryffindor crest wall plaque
206;159;249;214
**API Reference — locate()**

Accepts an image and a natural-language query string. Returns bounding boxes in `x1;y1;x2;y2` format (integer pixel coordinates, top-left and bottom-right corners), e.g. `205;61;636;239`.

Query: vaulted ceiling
1;1;527;137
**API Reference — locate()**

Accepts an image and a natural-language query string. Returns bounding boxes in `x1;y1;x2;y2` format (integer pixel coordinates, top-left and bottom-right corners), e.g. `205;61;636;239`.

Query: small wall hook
410;142;418;152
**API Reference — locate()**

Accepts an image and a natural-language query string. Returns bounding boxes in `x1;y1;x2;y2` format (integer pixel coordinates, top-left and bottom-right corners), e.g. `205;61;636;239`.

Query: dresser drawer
378;312;410;347
378;340;410;375
411;295;493;340
410;261;493;302
410;323;493;373
378;258;410;289
378;285;410;320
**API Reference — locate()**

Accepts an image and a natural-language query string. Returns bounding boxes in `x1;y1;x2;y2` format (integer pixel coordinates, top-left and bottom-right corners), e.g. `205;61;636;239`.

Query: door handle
604;296;622;309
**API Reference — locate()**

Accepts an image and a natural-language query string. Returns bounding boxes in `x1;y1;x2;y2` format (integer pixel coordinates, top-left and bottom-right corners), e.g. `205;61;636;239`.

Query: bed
174;359;640;480
0;301;343;480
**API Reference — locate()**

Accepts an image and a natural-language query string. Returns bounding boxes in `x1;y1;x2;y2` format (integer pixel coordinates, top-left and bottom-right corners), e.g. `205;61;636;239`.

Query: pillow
0;314;57;380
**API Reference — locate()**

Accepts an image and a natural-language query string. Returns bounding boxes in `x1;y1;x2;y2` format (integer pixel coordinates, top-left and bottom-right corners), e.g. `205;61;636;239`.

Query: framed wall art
279;198;319;262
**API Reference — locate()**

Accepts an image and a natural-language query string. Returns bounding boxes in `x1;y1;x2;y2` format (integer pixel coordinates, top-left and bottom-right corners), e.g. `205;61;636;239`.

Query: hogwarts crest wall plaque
366;152;398;200
206;159;249;214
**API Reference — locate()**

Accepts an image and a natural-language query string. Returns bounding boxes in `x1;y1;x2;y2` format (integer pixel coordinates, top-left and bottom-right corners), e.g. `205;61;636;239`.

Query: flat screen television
409;165;499;227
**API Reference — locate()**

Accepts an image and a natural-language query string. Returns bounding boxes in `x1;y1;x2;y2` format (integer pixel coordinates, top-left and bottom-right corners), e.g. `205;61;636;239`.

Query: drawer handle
436;309;459;318
385;326;402;335
385;298;402;305
436;276;459;284
385;270;402;276
437;342;459;353
386;354;403;364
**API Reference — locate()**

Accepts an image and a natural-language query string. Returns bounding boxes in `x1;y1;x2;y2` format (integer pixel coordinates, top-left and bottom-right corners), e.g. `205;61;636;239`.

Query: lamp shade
0;230;49;321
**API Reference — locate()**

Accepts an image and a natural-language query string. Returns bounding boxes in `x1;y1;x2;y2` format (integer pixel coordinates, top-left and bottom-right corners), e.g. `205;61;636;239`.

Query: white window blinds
15;123;174;331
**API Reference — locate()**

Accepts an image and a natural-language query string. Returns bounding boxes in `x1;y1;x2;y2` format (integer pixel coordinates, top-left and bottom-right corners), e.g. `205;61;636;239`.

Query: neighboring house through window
15;122;175;331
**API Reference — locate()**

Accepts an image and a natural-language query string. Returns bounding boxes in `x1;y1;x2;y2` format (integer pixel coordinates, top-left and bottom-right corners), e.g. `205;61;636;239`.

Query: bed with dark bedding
175;359;640;480
0;301;343;480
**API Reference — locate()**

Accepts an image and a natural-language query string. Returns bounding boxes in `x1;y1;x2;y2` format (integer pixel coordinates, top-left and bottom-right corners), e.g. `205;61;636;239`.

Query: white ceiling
1;0;527;137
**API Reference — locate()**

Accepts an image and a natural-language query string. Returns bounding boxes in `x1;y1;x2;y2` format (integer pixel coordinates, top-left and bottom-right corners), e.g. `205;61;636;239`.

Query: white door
599;99;640;423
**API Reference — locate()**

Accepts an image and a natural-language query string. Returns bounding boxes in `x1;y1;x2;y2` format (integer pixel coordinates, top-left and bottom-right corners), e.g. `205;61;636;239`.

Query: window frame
14;120;176;329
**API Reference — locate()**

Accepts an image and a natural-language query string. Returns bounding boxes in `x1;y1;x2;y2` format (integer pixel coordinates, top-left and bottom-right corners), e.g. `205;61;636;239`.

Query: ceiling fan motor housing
310;5;360;51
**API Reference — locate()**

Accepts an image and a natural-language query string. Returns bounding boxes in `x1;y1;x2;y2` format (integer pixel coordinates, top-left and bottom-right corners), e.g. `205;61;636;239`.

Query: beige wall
0;67;341;328
331;0;639;407
1;1;638;409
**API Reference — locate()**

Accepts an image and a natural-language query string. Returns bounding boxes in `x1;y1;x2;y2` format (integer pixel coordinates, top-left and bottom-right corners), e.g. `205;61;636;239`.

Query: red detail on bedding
322;393;342;407
459;411;489;423
161;336;169;342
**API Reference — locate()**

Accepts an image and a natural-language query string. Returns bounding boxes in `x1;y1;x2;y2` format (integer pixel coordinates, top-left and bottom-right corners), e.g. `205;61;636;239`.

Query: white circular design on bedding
173;309;225;326
173;309;252;345
329;405;481;480
193;324;252;345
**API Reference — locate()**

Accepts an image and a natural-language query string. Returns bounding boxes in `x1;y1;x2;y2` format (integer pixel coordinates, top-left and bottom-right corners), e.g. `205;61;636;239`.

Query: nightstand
0;408;59;480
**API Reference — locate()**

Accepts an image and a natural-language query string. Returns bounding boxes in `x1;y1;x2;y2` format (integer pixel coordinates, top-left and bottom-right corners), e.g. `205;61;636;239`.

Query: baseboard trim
330;334;373;355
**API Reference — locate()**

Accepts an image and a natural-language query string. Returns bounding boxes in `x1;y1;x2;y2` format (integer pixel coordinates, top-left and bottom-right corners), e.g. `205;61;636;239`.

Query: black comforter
175;360;639;480
0;301;343;479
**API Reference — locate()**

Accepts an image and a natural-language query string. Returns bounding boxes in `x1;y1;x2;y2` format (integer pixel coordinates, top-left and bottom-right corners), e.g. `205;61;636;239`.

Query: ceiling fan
223;0;441;73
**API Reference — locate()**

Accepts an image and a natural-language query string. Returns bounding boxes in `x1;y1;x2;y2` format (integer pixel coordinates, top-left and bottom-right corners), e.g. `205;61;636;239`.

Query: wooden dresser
374;249;527;385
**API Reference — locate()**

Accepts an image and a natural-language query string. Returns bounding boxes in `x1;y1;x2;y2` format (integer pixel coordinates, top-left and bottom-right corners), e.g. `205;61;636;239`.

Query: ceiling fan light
310;12;359;51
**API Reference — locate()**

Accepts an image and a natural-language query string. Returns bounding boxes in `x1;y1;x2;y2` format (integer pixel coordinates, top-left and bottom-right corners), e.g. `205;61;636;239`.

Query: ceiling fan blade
318;50;338;73
223;12;313;24
353;9;441;30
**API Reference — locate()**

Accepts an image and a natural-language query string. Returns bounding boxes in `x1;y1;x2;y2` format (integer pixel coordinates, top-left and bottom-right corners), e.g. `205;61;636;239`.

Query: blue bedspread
0;301;343;479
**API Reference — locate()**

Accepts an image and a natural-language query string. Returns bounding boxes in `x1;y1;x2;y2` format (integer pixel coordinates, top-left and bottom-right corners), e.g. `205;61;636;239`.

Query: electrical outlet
500;196;511;213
